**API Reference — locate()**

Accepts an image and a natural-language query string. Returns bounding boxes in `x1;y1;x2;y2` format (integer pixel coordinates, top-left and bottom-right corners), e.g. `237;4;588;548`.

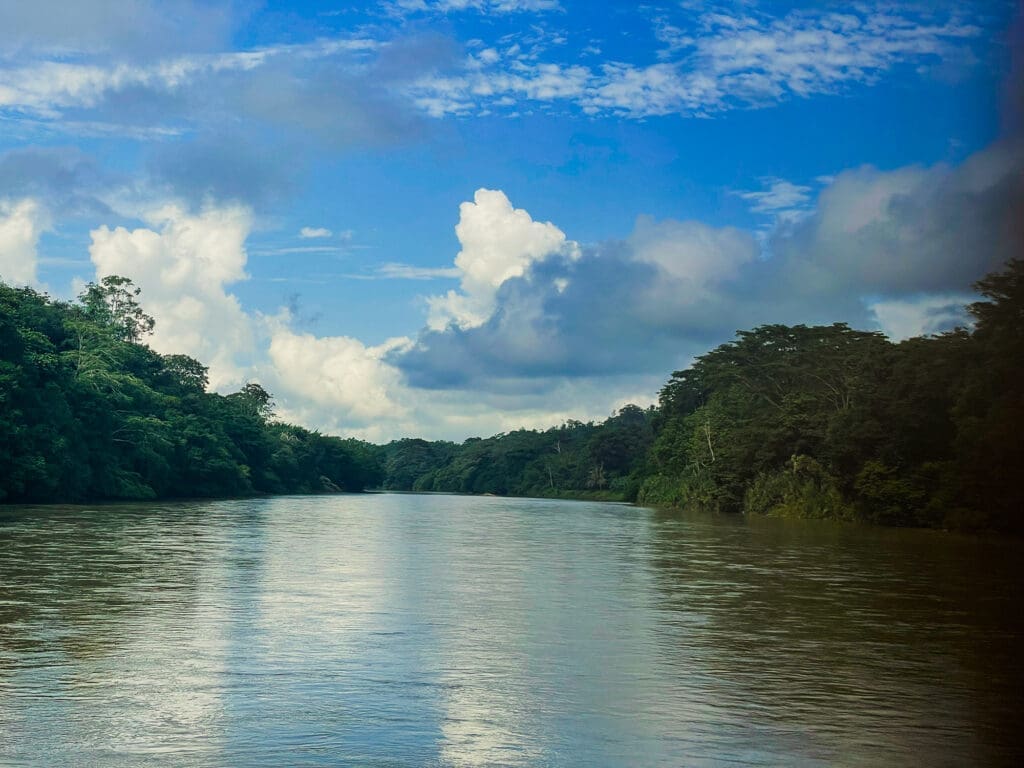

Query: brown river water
1;494;1021;766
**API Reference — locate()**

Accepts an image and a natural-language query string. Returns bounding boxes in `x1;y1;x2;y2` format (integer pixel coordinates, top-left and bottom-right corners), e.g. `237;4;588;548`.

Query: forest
0;276;383;501
2;260;1021;532
381;259;1023;533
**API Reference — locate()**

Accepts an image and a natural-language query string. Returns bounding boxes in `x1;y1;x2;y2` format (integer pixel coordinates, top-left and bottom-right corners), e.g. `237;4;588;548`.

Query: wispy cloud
0;37;379;124
300;226;332;238
0;4;987;138
735;177;813;219
378;262;462;280
409;62;591;116
409;6;984;118
249;245;350;257
0;0;235;59
387;0;562;17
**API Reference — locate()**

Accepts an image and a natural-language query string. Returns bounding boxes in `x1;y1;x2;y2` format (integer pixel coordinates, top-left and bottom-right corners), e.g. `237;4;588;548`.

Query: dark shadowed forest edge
2;260;1022;533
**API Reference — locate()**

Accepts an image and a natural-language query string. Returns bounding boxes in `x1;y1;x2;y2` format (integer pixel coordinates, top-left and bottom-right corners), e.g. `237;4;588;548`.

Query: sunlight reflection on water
1;494;1021;767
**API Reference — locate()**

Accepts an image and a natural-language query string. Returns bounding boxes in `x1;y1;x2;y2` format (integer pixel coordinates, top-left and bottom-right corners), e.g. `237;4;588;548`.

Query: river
1;494;1021;766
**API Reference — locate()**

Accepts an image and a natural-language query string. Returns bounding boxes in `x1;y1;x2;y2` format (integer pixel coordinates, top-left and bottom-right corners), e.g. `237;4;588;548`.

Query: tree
969;258;1024;343
161;354;209;393
948;259;1024;531
228;382;275;421
78;275;155;343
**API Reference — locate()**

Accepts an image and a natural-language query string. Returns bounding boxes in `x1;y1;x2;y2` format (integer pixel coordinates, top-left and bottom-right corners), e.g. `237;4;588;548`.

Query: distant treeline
380;403;655;503
380;260;1023;533
0;277;382;502
2;260;1021;531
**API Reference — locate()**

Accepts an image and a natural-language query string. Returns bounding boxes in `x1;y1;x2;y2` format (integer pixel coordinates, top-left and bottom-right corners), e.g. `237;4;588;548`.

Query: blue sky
1;0;1020;440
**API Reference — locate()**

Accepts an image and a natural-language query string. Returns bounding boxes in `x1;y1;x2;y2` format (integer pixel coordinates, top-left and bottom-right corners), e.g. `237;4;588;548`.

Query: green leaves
2;261;1021;530
0;276;382;503
78;275;155;343
380;408;655;500
640;311;1016;529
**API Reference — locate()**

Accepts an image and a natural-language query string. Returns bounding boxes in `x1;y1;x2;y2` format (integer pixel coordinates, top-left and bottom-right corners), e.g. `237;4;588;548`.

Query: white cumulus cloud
0;198;48;287
267;325;412;426
396;140;1022;403
427;188;579;330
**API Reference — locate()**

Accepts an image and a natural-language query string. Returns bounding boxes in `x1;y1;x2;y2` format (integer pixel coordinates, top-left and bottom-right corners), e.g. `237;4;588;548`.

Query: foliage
3;260;1022;532
745;456;854;521
949;259;1024;531
380;406;656;501
78;275;155;343
637;261;1024;531
374;262;1022;532
0;279;382;503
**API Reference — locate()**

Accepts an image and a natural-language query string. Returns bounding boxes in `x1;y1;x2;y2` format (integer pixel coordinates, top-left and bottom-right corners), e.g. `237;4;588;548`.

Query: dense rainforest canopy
0;276;383;501
2;260;1021;532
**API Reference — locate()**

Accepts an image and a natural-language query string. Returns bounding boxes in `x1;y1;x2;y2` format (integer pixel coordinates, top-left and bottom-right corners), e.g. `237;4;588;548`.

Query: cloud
683;9;981;105
299;227;332;239
426;188;580;330
70;193;603;442
768;139;1024;296
145;133;300;211
228;47;428;148
269;347;660;443
628;215;757;283
0;198;48;287
250;246;349;257
389;0;562;16
397;222;760;390
0;35;435;211
408;6;985;118
0;0;236;59
868;294;974;341
267;325;413;426
0;147;115;218
88;204;256;389
394;140;1023;392
0;53;256;119
57;136;1019;443
409;63;591;117
262;310;651;443
378;263;462;280
0;36;401;145
735;178;813;216
0;4;990;140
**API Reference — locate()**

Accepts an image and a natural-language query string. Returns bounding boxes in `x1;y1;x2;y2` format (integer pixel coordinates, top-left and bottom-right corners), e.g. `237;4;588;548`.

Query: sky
0;0;1021;442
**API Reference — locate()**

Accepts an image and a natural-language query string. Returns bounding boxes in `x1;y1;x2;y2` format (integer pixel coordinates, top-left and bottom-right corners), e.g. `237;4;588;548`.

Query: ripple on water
0;496;1021;767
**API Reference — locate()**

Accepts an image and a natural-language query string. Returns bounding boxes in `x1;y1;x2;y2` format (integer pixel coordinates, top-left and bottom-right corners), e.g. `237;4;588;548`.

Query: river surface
1;494;1021;767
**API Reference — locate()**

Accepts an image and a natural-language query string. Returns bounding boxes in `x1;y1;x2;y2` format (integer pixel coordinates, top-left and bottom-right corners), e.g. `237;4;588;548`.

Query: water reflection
1;497;1021;766
645;509;1024;766
0;500;267;764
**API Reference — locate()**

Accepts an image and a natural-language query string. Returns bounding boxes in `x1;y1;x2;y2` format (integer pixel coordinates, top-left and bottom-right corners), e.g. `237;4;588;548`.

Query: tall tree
78;276;155;343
